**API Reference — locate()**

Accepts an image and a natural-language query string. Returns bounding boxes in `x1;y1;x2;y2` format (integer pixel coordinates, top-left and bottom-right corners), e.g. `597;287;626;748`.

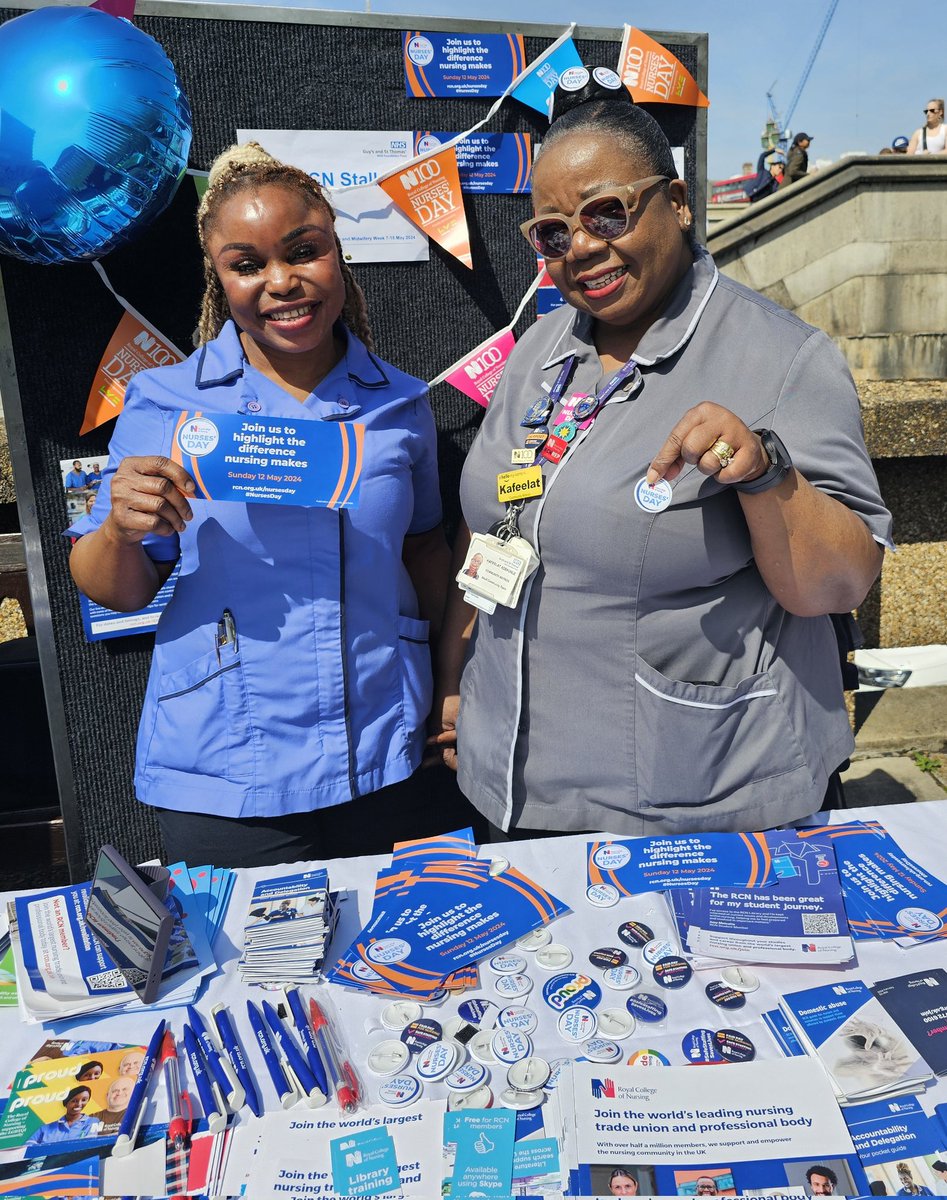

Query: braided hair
195;142;373;349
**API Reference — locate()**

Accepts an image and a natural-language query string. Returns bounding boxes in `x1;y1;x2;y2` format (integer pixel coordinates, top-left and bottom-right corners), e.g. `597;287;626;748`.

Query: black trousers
155;764;490;868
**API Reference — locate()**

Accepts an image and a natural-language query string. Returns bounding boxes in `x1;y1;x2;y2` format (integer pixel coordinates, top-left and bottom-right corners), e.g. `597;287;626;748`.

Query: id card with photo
456;533;539;611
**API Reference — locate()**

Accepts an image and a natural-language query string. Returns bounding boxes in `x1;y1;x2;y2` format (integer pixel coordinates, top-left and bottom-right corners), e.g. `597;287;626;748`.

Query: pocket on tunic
397;614;433;733
633;652;810;814
149;647;254;782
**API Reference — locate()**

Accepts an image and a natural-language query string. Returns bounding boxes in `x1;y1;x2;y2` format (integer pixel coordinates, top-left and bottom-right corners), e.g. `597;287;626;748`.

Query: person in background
908;100;946;155
69;142;477;867
608;1167;640;1195
896;1162;933;1196
806;1165;838;1195
744;150;780;203
780;132;813;186
64;460;88;491
891;136;910;153
86;462;104;490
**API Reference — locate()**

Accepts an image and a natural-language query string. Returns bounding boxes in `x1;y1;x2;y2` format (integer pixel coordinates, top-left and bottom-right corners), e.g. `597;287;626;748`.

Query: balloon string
428;273;541;388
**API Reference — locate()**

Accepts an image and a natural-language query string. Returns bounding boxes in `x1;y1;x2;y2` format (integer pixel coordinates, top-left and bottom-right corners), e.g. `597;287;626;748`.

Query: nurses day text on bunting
617;26;710;108
377;145;472;269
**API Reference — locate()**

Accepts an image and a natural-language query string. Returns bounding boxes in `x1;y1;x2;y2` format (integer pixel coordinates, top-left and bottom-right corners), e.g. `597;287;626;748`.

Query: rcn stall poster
237;128;429;264
413;132;531;193
403;32;526;97
169;413;365;508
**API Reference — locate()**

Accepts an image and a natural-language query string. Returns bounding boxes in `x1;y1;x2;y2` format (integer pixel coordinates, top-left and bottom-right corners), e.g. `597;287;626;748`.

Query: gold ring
710;439;735;469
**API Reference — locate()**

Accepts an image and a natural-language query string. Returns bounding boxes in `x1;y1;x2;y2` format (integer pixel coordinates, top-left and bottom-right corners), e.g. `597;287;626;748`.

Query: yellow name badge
497;465;544;504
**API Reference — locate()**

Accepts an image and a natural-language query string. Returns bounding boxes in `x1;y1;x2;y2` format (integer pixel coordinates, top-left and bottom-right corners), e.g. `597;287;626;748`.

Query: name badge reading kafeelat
497;465;543;504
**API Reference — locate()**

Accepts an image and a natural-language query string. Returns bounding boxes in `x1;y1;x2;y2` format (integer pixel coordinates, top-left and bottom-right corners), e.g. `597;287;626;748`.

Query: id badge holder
456;532;539;613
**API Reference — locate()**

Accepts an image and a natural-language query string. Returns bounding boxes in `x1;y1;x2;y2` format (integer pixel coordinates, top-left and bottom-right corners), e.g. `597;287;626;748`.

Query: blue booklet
871;968;947;1076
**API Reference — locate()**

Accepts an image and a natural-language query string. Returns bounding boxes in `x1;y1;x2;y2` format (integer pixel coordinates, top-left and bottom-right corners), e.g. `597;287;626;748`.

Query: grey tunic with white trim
456;248;892;836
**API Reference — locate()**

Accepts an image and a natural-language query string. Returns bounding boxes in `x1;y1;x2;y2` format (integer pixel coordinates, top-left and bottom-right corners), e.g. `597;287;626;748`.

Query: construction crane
762;0;840;149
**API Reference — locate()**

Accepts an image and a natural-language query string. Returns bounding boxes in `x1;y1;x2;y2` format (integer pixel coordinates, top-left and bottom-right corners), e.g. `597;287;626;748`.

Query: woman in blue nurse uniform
70;143;477;866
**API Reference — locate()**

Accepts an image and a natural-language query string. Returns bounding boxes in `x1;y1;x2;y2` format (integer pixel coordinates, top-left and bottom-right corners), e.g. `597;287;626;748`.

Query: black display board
0;3;707;879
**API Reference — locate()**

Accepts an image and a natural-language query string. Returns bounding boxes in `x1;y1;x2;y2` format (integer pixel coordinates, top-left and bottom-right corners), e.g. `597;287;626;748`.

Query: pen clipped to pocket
215;608;238;665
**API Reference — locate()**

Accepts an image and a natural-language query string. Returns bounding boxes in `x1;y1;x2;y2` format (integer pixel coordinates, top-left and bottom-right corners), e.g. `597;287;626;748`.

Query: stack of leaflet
779;979;935;1104
168;860;236;949
238;868;339;984
327;828;569;999
794;820;947;945
6;861;224;1024
667;829;856;967
0;911;15;1008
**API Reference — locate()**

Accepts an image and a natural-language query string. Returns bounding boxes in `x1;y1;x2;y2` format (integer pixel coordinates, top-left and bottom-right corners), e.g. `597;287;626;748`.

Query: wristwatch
733;428;792;494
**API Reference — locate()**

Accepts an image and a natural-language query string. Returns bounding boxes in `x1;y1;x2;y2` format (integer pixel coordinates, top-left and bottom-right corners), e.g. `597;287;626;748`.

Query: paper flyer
871;968;947;1075
403;31;526;97
378;145;473;269
168;411;365;508
0;1153;100;1197
237;128;429;264
413;131;531;193
843;1094;947;1196
587;831;775;896
82;308;184;435
617;26;710;108
568;1059;861;1196
446;1108;516;1197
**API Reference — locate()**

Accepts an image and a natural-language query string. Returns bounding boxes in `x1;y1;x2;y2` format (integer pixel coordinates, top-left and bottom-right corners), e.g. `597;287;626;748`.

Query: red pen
308;998;361;1113
159;1029;191;1151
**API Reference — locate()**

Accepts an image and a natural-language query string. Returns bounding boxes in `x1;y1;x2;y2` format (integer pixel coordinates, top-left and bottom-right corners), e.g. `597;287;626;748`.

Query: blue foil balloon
0;6;192;265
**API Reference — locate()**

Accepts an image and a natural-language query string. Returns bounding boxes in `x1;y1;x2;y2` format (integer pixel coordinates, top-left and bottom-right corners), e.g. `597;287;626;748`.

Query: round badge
721;966;760;993
714;1029;756;1062
544;1058;571;1092
469;1030;498;1064
494;973;533;999
586;883;620;908
443;1016;479;1046
400;1018;442;1053
497;1006;538;1035
583;1038;622;1063
448;1083;494;1110
491;1029;532;1064
642;938;679;966
597;1007;636;1040
571;395;599;422
542;972;602;1012
627;1047;670;1067
591;843;632;871
589;947;628;970
445;1061;488;1092
499;1086;544;1110
602;964;641;991
377;1074;422;1107
458;999;499;1028
366;937;411;965
367;1039;411;1077
381;1000;423;1031
896;906;943;933
617;921;655;948
489;953;527;975
552;419;577;443
705;981;747;1010
682;1028;723;1065
415;1040;458;1080
536;944;573;971
592;65;623;90
634;477;673;514
556;1005;597;1043
651;956;693;990
516;928;552;952
559;65;590;92
506;1056;551;1092
625;992;667;1023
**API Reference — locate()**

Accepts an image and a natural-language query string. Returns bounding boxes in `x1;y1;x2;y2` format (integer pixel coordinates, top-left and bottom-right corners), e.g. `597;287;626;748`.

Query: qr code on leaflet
85;968;128;991
801;913;838;935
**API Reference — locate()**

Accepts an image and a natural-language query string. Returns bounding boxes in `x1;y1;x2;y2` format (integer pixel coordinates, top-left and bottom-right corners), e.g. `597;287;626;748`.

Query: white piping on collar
634;260;720;367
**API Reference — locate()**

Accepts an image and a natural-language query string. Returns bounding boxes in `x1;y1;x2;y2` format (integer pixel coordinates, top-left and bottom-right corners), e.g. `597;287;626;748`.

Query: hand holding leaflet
113;1019;166;1158
211;1003;262;1118
309;995;361;1112
183;1022;227;1134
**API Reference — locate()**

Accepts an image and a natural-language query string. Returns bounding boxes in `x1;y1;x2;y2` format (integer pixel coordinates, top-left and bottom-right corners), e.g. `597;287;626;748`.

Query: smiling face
65;1088;91;1119
531;132;692;359
808;1173;835;1195
118;1050;144;1078
609;1172;639;1195
106;1075;135;1111
206;183;346;382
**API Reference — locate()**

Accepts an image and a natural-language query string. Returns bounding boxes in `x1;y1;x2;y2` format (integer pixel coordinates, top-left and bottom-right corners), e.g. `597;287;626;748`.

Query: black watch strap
733;428;792;494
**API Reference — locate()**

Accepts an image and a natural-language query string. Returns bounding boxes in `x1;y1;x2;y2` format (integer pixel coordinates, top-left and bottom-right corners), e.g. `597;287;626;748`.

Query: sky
210;0;944;181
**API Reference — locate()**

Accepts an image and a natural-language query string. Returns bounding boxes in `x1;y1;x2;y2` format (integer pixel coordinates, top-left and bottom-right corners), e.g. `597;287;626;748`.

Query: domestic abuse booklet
780;980;934;1104
871;968;947;1075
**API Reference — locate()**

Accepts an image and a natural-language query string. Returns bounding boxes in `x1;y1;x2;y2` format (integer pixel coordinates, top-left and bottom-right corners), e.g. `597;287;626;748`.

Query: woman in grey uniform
431;74;891;838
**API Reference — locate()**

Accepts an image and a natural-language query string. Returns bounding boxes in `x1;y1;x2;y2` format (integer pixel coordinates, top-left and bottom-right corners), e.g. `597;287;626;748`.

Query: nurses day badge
634;476;672;513
176;416;219;456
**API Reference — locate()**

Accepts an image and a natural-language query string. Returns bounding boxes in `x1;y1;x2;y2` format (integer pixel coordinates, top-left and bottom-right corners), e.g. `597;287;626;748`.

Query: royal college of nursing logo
176;417;219;457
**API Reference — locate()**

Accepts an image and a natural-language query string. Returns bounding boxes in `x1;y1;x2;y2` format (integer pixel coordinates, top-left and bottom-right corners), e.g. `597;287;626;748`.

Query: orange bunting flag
81;310;184;435
617;26;709;108
377;146;473;270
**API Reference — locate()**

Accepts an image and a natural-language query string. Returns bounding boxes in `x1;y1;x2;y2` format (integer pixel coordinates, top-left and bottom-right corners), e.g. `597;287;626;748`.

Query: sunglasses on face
520;176;669;259
924;107;941;114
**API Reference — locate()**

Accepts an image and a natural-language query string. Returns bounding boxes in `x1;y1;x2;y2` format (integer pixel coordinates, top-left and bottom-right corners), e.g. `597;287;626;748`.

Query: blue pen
112;1019;166;1158
187;1004;244;1109
212;1002;263;1119
286;987;329;1097
262;999;325;1107
183;1022;227;1135
247;999;297;1108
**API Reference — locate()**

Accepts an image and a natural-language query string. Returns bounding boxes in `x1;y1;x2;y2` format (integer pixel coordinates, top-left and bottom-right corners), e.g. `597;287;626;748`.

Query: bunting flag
377;144;472;269
81;262;185;435
510;27;582;117
90;0;136;17
617;26;709;108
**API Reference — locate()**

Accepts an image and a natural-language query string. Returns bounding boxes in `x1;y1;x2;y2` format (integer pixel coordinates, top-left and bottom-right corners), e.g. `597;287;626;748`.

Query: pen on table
309;997;360;1112
247;999;298;1109
262;999;326;1107
183;1021;227;1134
113;1019;166;1158
285;987;329;1098
212;1002;263;1119
187;1004;244;1110
159;1028;190;1151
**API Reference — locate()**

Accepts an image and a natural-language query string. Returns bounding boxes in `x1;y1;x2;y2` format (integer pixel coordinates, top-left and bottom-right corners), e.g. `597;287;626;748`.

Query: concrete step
852;684;947;757
841;754;946;807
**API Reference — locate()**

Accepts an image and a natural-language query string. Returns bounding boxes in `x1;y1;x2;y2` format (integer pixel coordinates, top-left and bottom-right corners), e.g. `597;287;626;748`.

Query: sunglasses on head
520;176;669;259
